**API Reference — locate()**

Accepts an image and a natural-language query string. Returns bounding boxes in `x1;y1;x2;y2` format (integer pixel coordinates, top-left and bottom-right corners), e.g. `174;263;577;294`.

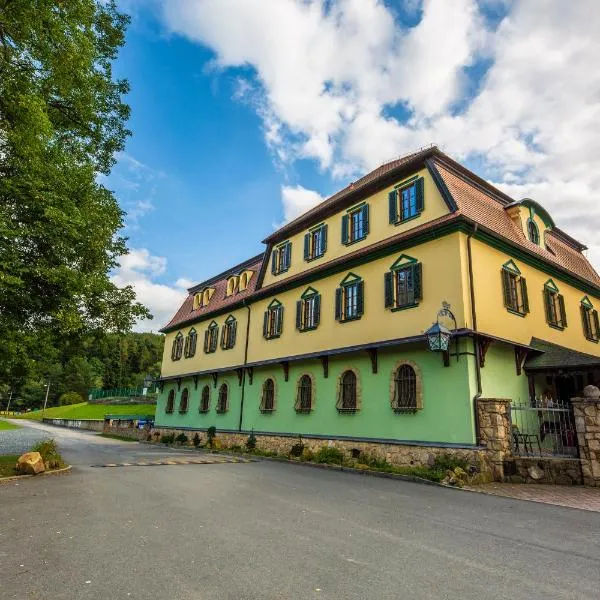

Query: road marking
90;457;254;468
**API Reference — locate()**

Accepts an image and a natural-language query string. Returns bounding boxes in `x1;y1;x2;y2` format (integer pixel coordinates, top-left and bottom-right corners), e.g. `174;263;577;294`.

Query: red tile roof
160;255;264;332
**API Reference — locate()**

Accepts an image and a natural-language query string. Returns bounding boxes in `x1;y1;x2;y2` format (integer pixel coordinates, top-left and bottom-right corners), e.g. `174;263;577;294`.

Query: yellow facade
469;237;600;355
261;167;450;287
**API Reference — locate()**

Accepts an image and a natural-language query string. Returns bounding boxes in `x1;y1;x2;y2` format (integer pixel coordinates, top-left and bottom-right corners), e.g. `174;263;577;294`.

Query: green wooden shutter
263;311;269;338
321;224;328;253
303;233;310;261
501;269;511;308
558;294;567;328
581;305;590;338
362;204;369;236
388;190;398;224
184;335;190;358
335;288;343;320
384;272;394;308
276;306;283;335
341;215;349;244
543;288;553;323
414;262;423;301
284;243;291;270
296;300;303;330
204;329;210;353
231;321;237;347
211;328;218;352
271;250;278;275
593;310;600;340
314;294;321;325
520;277;529;313
171;339;177;360
356;281;364;316
220;326;226;349
415;178;425;213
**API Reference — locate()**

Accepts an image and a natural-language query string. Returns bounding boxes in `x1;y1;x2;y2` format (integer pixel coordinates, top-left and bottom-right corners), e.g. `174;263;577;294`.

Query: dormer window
226;276;239;297
193;293;202;310
527;218;539;245
239;270;254;291
201;288;215;307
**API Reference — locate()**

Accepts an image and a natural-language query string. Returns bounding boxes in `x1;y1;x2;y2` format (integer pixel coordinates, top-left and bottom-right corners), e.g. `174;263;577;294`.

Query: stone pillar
477;398;512;481
572;390;600;487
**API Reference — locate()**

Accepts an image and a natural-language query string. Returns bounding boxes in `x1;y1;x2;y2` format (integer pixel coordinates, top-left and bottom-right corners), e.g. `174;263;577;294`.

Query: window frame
272;241;292;275
336;369;359;413
501;261;529;316
216;383;229;414
384;256;422;311
304;223;328;262
199;385;211;413
204;321;219;354
221;315;237;350
335;274;364;323
543;280;567;330
179;388;189;414
260;378;276;413
295;374;314;414
527;218;540;245
184;328;197;358
171;332;184;361
580;297;599;342
263;299;284;339
342;203;369;245
390;361;422;413
165;389;175;414
389;177;424;225
296;288;321;332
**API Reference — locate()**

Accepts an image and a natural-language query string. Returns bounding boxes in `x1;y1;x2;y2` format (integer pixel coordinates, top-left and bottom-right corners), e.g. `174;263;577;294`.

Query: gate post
477;398;512;481
572;388;600;487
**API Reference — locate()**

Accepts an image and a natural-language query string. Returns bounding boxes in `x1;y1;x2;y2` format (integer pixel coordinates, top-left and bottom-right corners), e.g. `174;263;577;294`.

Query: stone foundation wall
503;457;583;485
103;425;145;440
476;398;512;481
145;425;491;476
43;418;104;432
572;398;600;487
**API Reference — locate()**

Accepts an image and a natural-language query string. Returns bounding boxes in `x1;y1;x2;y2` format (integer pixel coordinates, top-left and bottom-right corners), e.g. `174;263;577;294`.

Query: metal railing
510;401;578;458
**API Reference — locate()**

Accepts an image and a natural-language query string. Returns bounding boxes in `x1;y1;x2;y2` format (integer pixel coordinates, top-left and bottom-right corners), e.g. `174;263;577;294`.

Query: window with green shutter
204;321;219;353
221;315;237;349
296;287;321;332
580;296;599;342
335;273;364;322
304;224;327;261
543;280;567;330
342;204;369;245
271;241;292;275
384;255;422;311
263;299;284;339
500;260;529;316
171;332;184;361
184;328;197;358
389;177;424;225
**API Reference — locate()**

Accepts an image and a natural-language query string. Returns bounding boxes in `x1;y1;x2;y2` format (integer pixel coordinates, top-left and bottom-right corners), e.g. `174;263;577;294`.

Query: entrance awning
524;338;600;372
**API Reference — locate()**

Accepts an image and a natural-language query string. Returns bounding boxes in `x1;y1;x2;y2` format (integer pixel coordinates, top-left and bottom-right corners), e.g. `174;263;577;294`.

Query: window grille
260;379;275;412
166;390;175;414
337;370;357;412
179;388;189;414
392;365;417;412
199;385;210;413
295;375;313;413
217;384;228;413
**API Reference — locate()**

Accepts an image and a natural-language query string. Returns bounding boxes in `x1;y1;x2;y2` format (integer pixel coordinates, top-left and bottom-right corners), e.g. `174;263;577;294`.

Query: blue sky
110;1;600;330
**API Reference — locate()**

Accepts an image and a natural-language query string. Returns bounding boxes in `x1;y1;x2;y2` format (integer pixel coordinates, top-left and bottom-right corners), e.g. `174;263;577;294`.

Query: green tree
0;0;150;383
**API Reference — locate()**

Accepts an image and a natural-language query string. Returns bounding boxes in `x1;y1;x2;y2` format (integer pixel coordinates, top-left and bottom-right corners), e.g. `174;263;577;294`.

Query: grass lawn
0;455;19;478
0;420;21;431
11;402;155;421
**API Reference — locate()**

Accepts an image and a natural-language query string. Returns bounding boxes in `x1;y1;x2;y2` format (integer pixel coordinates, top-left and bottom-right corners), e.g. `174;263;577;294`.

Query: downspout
238;299;251;432
467;222;482;445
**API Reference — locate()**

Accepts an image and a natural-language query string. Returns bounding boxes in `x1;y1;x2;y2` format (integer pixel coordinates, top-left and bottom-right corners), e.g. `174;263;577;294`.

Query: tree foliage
0;0;150;382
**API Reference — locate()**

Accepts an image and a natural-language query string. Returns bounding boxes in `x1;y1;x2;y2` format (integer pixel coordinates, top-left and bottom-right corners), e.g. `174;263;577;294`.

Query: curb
0;465;72;484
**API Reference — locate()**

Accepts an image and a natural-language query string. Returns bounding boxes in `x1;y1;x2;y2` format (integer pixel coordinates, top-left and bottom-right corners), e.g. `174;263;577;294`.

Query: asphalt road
1;422;599;600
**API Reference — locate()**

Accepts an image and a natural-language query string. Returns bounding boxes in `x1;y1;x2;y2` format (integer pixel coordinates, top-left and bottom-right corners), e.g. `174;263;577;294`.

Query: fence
89;387;155;401
510;401;578;458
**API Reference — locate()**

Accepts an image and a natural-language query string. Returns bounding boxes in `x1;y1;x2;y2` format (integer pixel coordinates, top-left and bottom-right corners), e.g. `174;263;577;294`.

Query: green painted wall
156;344;477;445
479;342;530;405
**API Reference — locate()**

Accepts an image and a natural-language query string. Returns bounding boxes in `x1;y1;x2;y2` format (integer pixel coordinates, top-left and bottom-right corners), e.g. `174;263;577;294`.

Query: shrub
206;426;216;449
193;433;201;447
289;435;304;457
160;433;175;444
314;446;345;465
175;433;188;444
246;432;257;450
30;439;65;470
58;391;84;406
432;454;469;473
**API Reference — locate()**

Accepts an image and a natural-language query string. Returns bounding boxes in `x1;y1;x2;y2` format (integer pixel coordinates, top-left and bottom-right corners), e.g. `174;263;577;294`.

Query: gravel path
0;419;52;454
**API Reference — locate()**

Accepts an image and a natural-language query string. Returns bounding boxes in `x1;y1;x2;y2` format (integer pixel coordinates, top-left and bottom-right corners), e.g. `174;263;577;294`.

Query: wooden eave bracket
367;348;378;374
478;337;493;368
211;372;218;388
246;366;254;385
321;355;329;378
514;346;528;376
193;375;199;389
176;378;182;391
236;368;244;386
281;361;290;382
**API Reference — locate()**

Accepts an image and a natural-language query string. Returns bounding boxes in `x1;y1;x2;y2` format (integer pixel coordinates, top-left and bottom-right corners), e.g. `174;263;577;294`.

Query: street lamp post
425;301;458;365
42;383;51;419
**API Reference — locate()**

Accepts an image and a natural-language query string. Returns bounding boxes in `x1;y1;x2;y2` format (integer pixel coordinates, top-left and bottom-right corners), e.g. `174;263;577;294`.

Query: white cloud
111;248;189;333
161;0;600;268
280;185;324;224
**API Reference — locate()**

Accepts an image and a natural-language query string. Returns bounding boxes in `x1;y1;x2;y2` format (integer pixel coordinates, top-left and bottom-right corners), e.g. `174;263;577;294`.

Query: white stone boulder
16;452;45;475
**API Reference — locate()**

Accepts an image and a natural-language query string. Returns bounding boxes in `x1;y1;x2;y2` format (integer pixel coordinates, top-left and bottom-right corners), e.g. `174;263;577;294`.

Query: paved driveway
0;418;53;454
1;421;599;600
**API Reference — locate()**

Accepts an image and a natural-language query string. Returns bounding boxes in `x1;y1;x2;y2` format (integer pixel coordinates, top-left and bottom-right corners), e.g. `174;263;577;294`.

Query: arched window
260;378;275;413
239;270;254;291
166;389;175;414
295;375;313;413
392;364;417;412
179;388;189;414
337;370;357;412
217;383;228;413
199;385;210;413
171;332;184;361
527;219;540;245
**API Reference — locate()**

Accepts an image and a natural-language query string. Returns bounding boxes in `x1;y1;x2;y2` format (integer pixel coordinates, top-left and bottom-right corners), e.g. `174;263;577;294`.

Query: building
154;146;600;470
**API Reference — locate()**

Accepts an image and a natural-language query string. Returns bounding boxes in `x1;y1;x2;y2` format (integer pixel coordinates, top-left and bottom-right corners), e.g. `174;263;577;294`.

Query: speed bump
91;457;253;468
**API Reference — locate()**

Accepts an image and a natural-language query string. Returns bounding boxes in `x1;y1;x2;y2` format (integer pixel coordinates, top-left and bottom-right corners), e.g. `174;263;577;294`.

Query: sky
108;0;600;332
